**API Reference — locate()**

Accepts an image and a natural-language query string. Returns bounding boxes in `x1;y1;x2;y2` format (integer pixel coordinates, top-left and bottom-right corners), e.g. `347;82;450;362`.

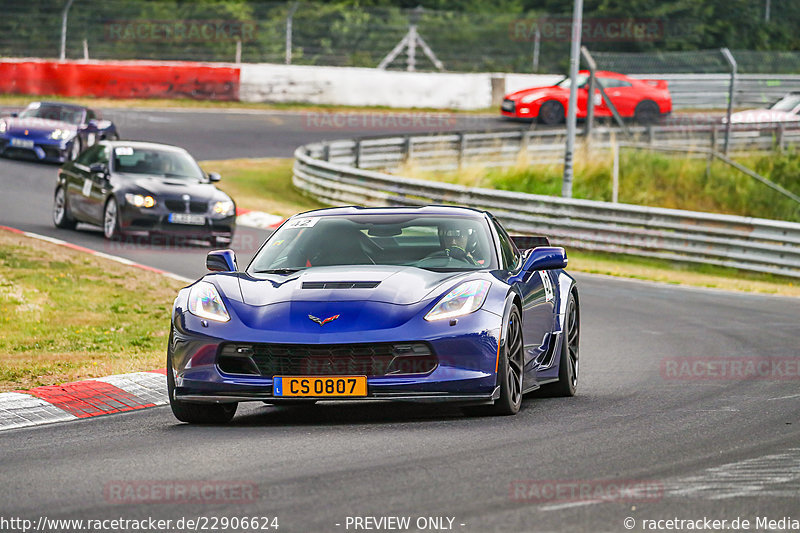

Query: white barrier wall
240;63;558;110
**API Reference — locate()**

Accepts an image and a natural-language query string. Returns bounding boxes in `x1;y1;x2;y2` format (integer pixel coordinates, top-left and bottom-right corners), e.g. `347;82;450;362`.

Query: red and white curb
0;371;168;431
235;207;285;230
0;210;283;432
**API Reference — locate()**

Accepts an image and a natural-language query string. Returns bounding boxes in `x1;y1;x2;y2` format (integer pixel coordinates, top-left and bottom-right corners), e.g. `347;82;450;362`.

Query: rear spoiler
511;235;550;250
644;79;668;90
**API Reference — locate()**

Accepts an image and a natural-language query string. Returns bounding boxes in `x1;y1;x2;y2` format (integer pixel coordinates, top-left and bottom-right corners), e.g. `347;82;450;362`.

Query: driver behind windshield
438;223;478;265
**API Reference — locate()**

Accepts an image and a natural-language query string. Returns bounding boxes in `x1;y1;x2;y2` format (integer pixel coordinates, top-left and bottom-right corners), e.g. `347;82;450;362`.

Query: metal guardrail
316;123;800;172
293;126;800;278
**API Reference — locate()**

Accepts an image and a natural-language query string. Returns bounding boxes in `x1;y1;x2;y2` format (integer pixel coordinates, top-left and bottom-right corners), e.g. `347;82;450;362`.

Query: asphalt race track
1;109;799;532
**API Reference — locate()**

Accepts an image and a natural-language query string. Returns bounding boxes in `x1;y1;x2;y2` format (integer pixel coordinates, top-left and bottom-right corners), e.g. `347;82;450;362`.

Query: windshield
248;214;498;274
770;95;800;112
556;74;589;89
111;146;205;180
19;103;84;125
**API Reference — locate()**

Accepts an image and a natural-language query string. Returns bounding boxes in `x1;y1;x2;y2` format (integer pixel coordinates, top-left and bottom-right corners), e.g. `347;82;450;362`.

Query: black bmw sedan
52;141;235;246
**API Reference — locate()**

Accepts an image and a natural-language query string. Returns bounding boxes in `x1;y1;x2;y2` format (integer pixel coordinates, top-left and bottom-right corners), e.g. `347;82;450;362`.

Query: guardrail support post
519;130;530;159
647;125;655;147
322;143;330;162
776;123;785;153
457;133;466;169
354;139;362;168
402;135;413;163
612;141;620;203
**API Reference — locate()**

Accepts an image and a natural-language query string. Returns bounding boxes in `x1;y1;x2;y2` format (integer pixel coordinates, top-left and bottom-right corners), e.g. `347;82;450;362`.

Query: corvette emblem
308;314;340;326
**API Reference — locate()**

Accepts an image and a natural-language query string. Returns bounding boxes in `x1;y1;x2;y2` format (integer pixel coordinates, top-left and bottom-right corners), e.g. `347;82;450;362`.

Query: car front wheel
103;197;122;240
68;137;82;161
167;332;238;424
463;305;524;416
53;186;77;230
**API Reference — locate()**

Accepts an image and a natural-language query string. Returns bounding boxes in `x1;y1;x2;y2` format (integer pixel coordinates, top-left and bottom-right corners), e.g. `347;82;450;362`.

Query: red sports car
501;70;671;124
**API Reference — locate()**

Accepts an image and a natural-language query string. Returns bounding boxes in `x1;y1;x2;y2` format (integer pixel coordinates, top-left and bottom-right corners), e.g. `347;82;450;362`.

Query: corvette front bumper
170;305;504;404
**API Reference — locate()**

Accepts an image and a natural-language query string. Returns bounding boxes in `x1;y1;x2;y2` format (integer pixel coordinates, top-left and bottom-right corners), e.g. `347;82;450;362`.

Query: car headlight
125;194;156;208
0;121;6;134
49;129;74;140
212;200;235;216
424;280;491;321
520;94;543;104
188;281;230;323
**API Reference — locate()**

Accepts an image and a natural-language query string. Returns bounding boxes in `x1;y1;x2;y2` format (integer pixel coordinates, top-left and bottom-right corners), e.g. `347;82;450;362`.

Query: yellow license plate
274;376;367;397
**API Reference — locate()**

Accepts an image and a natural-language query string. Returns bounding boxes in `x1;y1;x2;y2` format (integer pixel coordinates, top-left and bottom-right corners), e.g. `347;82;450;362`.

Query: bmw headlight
188;281;230;323
212;200;235;216
424;280;491;321
49;129;74;140
125;193;156;208
0;121;6;134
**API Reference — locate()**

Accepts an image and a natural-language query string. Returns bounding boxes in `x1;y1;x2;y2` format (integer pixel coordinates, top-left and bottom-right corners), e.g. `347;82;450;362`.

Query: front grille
501;99;515;112
217;342;437;377
164;199;208;214
42;147;63;159
302;281;380;289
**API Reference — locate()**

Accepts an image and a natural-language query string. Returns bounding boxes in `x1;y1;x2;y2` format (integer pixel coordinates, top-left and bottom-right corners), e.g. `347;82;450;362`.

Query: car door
69;144;108;223
492;220;554;378
599;77;638;116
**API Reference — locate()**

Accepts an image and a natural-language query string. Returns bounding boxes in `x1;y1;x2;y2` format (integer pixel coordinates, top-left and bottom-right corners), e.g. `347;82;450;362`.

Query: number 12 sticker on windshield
284;217;319;229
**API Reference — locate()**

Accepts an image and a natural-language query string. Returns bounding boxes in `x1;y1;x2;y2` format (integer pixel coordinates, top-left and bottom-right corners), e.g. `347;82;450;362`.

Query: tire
548;291;580;397
463;305;524;416
537;100;565;125
634;100;660;124
53;186;77;230
167;333;237;424
103;197;122;240
68;137;82;161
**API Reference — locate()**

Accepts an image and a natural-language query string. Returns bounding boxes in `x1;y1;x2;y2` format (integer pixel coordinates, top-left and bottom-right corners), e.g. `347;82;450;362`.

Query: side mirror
88;162;107;176
208;172;221;182
10;112;18;118
207;249;237;272
521;246;567;272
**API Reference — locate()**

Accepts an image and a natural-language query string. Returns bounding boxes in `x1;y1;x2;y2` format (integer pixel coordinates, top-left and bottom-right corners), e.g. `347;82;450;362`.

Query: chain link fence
2;0;798;74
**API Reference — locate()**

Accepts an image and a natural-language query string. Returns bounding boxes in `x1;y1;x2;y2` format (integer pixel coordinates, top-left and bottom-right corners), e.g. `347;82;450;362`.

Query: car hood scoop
301;281;380;289
239;266;467;306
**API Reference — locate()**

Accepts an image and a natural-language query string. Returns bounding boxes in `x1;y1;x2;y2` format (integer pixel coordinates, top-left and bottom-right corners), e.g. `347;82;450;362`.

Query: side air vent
302;281;380;289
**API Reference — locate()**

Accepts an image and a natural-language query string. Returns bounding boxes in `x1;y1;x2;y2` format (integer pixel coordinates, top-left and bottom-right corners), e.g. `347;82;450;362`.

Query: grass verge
0;229;184;392
197;157;799;297
200;158;326;217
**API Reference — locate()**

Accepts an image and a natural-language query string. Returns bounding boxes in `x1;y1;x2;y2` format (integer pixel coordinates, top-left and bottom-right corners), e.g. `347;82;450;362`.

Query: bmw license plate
274;376;367;397
169;213;205;225
11;138;35;149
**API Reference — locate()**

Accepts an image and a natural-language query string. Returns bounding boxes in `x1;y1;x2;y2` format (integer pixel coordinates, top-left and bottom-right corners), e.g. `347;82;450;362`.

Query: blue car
0;101;118;163
168;206;580;423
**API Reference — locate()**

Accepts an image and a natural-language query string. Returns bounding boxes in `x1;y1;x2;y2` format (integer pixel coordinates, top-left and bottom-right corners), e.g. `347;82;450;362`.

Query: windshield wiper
252;268;304;275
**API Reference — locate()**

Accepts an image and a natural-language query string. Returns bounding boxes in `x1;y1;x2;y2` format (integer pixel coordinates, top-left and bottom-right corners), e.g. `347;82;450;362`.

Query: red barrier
0;60;240;101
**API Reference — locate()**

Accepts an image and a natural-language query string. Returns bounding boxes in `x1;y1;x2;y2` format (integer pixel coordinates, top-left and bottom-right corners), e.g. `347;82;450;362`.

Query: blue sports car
0;101;118;163
168;206;580;423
